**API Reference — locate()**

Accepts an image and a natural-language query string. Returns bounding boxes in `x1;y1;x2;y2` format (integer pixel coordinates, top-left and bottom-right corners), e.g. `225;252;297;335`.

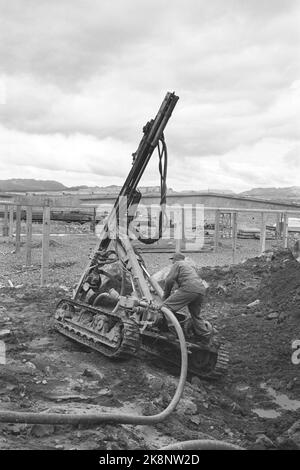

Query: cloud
2;0;299;88
0;0;169;86
284;145;300;168
0;124;133;178
0;0;300;191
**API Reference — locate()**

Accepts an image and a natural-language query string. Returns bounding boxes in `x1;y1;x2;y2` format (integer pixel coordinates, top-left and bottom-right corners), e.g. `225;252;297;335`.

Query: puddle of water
252;382;300;418
252;408;281;419
261;383;300;412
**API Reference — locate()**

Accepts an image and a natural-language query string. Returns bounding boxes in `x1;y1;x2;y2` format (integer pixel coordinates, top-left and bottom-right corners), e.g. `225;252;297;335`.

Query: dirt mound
198;249;300;319
258;251;300;319
0;249;300;450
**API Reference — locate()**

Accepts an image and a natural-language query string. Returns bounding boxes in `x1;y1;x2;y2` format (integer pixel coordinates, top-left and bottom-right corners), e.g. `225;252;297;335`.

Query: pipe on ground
160;439;244;450
0;306;187;425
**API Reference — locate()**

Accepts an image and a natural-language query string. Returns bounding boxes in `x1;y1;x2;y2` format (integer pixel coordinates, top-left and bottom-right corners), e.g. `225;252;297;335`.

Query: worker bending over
162;252;212;343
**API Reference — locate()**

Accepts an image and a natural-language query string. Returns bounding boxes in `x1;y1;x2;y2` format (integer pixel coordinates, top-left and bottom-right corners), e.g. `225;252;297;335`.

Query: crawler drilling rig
54;92;228;379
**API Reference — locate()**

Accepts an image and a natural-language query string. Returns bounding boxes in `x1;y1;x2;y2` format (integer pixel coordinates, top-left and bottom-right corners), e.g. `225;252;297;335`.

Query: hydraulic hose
160;439;244;450
0;306;187;425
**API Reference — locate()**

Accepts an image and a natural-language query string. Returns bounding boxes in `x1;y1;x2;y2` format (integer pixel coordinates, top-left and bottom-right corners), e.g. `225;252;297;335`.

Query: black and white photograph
0;0;299;456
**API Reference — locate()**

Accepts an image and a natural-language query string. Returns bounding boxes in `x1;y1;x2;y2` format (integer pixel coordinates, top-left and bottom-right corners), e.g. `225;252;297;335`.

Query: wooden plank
14;195;81;208
282;212;288;248
260;212;266;254
203;207;300;214
91;207;96;233
139;247;213;253
9;206;14;239
2;205;9;236
15;206;21;252
25;206;33;266
232;212;238;263
181;207;186;251
1;198;300;215
214;209;220;252
41;206;51;286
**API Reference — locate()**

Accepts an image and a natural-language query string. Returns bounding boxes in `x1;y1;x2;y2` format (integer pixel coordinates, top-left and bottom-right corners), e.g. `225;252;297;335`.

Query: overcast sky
0;0;299;192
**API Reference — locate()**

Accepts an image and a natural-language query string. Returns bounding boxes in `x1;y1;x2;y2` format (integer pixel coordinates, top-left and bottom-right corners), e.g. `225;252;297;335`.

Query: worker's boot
193;320;215;345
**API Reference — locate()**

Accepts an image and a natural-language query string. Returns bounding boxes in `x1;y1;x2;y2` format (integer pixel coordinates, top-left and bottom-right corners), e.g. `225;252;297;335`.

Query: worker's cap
169;252;185;261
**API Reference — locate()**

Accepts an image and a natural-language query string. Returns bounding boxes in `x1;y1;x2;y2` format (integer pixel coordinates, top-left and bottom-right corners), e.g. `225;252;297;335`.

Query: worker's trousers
162;289;210;339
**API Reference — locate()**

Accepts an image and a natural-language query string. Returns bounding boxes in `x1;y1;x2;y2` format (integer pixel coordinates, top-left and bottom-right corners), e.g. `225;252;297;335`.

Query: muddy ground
0;227;299;450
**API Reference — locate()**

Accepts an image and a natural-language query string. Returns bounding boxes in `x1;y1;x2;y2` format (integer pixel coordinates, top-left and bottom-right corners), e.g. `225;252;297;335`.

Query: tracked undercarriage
54;92;229;380
55;299;228;380
54;241;229;380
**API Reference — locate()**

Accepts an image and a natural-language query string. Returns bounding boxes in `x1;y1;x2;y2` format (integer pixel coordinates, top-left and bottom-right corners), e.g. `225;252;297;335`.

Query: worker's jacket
163;261;207;298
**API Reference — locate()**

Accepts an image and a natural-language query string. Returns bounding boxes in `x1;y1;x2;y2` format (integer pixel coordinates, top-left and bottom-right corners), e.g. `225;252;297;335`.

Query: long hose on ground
0;305;244;449
0;307;187;425
160;439;244;450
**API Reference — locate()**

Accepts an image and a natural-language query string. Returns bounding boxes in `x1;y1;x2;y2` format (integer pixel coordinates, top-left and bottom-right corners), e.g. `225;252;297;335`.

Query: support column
282;212;288;249
91;207;96;233
275;213;281;239
2;205;9;236
260;212;266;255
41;205;51;286
9;206;14;239
181;207;186;251
15;206;21;253
232;212;238;263
175;207;184;252
214;209;220;253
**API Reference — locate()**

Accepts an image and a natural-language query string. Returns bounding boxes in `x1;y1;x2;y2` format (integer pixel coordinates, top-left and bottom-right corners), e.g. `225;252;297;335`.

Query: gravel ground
0;220;289;288
0;224;299;450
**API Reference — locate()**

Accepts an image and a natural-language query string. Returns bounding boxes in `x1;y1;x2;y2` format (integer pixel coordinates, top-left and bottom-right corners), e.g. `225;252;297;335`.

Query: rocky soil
0;227;299;450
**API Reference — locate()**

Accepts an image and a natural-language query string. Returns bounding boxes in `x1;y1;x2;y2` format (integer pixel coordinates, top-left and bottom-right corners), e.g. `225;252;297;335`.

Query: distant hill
0;179;67;192
205;189;236;195
239;187;300;201
1;179;300;203
175;189;236;195
67;185;89;191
